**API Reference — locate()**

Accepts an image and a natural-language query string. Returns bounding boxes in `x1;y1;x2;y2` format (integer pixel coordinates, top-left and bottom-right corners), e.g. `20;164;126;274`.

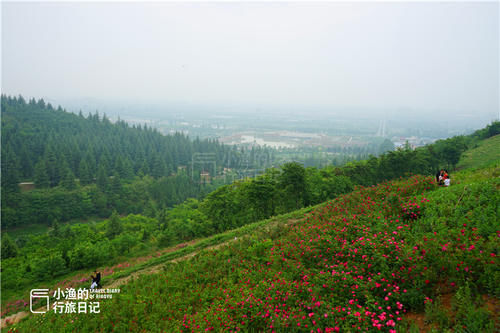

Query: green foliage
34;160;50;188
111;233;137;254
425;296;450;328
305;167;353;205
96;164;108;191
470;120;500;140
49;220;61;238
247;238;273;261
60;166;77;190
201;183;249;232
32;253;68;280
1;233;19;258
1;146;21;194
279;162;306;209
451;283;496;332
106;211;123;239
246;173;278;220
78;160;92;186
68;240;113;270
162;199;212;242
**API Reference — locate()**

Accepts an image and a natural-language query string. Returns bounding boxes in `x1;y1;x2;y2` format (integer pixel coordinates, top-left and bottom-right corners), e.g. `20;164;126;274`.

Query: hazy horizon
2;1;499;119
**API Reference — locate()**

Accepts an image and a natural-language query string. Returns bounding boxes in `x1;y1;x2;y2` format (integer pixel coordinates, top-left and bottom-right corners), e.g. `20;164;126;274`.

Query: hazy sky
2;1;499;117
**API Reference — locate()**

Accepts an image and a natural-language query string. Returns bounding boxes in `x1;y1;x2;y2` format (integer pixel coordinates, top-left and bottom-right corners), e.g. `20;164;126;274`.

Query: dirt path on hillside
105;237;241;289
1;217;303;329
1;311;31;329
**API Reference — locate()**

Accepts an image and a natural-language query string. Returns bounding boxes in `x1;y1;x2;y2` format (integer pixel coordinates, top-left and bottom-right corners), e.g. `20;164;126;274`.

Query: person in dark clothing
437;169;445;185
93;269;101;288
90;272;97;289
435;170;441;184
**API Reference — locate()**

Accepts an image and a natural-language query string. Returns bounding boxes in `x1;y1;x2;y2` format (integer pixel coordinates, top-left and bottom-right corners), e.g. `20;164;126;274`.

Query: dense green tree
112;233;137;254
32;253;67;280
247;173;277;219
96;164;108;191
60;166;77;190
43;146;61;186
142;228;150;241
1;233;19;258
68;242;99;270
78;160;92;185
201;185;245;232
19;146;34;179
1;147;21;193
50;220;61;237
442;145;462;170
106;210;123;239
110;172;122;196
34;160;50;188
279;162;306;209
151;155;166;178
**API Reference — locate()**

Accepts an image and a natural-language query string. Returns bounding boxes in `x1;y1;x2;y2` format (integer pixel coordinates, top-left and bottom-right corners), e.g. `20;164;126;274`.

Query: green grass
453;161;500;186
4;223;49;239
4;216;107;239
457;134;500;170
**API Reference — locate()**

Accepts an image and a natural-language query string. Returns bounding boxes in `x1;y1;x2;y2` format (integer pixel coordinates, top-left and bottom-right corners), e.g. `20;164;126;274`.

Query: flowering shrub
400;199;426;221
12;175;498;332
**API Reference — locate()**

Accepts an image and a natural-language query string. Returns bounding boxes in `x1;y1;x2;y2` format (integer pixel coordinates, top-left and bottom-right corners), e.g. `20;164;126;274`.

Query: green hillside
457;134;500;170
1;95;276;229
10;163;499;332
2;102;499;332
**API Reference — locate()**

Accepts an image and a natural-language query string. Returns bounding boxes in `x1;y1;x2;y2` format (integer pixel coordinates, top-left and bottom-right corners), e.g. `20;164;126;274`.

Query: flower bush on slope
11;175;499;332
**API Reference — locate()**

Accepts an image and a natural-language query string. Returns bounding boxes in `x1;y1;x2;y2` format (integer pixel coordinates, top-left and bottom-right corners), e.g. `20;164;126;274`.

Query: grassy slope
457;134;500;170
11;163;500;332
